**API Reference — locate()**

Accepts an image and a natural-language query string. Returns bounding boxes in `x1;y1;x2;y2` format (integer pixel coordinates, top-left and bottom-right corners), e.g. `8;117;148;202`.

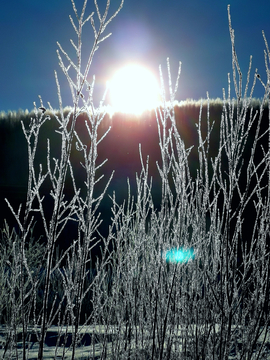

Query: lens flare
162;247;195;264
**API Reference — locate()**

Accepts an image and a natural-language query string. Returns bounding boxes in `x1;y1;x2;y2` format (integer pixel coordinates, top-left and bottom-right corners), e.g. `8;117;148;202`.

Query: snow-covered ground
0;324;269;359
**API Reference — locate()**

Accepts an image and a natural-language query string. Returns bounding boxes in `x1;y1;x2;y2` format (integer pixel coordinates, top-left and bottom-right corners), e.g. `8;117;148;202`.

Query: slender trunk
38;109;78;359
159;264;177;360
152;266;161;360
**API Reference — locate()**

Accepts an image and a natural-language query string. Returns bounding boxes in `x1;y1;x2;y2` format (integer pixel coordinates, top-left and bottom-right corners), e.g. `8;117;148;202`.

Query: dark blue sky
0;0;270;112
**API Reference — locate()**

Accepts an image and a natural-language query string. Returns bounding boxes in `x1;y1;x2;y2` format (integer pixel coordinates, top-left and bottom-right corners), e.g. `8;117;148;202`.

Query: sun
109;64;160;115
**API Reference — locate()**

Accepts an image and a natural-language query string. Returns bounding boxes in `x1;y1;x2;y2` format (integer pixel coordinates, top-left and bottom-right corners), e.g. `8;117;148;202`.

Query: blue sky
0;0;270;112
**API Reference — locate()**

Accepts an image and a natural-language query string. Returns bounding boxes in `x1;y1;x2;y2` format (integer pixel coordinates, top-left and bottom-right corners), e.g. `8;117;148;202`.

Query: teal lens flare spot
163;247;195;263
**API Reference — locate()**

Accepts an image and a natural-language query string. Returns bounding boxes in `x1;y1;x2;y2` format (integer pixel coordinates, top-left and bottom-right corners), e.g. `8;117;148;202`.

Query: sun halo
109;64;160;115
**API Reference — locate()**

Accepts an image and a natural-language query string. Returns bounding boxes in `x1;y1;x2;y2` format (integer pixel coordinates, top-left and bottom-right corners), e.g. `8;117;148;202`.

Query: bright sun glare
109;64;160;115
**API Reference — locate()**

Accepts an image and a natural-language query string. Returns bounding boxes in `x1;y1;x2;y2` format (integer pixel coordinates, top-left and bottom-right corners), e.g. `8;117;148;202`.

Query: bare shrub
1;2;270;360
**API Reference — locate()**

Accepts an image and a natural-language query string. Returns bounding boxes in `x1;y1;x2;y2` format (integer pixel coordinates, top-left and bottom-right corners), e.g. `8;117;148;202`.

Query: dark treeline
0;98;268;255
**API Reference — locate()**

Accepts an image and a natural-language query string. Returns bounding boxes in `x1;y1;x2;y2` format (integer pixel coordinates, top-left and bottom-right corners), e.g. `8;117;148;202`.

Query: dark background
0;100;268;258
